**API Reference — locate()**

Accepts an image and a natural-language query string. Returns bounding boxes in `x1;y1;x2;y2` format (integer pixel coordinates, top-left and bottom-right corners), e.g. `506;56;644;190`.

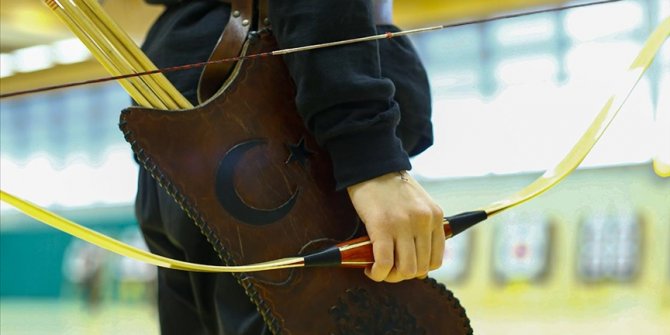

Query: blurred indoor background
1;0;668;334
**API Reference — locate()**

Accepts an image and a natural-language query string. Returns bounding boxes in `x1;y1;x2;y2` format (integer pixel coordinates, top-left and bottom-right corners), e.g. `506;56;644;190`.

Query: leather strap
197;0;253;103
258;0;271;31
197;0;394;103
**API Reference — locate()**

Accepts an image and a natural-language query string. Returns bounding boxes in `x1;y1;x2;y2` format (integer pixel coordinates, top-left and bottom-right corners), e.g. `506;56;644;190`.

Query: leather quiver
120;31;472;335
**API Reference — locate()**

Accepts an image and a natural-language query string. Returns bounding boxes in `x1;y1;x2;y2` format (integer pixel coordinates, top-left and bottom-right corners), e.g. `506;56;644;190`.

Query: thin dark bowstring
0;0;622;99
0;51;272;99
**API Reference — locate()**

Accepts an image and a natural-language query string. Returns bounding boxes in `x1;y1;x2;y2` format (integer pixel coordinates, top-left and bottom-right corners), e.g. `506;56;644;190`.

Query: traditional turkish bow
0;0;668;273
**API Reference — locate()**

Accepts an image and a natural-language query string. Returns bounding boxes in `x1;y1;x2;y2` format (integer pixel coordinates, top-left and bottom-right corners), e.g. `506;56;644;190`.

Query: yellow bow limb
484;16;670;216
1;17;668;273
0;190;304;272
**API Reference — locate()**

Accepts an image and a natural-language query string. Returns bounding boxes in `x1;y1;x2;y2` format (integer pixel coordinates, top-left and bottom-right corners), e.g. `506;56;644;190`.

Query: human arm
268;0;444;282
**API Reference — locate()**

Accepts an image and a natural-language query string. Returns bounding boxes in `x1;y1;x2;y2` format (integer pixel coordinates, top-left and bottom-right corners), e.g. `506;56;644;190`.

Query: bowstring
0;0;624;99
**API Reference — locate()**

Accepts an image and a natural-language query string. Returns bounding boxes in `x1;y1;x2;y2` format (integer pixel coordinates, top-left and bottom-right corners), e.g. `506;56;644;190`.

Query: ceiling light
52;38;91;64
0;53;14;78
12;45;53;73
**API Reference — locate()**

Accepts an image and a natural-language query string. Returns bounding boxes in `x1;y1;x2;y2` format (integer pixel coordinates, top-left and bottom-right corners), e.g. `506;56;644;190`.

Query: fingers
347;171;445;284
372;236;415;284
393;236;418;281
430;225;446;271
366;215;444;283
428;203;445;272
415;231;431;277
365;238;394;282
409;211;444;279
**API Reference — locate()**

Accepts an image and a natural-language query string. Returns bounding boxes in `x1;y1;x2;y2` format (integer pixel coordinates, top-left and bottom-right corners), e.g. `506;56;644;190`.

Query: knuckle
432;203;444;218
416;205;434;219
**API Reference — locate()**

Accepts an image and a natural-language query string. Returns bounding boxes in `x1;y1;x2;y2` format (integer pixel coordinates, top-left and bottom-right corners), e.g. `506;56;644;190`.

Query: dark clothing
137;0;432;334
141;0;432;189
268;0;432;188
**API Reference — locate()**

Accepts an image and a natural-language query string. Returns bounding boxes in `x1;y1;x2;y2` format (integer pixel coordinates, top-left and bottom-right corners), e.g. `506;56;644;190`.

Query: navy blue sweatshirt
142;0;433;189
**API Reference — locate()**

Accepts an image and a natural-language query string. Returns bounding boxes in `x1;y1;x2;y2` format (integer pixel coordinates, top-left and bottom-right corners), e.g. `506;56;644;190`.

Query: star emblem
285;136;315;167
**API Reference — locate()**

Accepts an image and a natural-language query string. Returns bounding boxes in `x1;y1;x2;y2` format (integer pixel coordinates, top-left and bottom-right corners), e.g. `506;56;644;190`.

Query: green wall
1;207;137;297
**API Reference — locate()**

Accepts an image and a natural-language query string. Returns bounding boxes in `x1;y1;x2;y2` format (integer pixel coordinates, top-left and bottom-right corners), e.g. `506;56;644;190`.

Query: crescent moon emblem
216;139;299;225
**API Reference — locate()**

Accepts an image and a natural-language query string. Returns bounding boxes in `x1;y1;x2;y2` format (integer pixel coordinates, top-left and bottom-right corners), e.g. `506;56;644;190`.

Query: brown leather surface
121;32;471;335
198;0;393;103
197;0;253;103
258;0;271;31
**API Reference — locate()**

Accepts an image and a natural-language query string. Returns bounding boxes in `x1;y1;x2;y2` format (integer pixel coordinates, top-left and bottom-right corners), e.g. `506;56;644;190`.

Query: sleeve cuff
325;117;411;190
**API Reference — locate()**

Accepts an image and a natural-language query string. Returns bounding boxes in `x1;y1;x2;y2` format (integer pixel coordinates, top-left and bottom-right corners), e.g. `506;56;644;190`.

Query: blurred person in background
62;240;105;311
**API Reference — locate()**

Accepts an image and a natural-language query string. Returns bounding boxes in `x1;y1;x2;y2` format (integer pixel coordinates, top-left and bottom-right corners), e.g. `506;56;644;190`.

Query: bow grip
304;210;488;268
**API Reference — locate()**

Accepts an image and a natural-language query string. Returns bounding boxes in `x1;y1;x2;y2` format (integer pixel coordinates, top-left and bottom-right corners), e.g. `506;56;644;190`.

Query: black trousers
136;167;269;335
